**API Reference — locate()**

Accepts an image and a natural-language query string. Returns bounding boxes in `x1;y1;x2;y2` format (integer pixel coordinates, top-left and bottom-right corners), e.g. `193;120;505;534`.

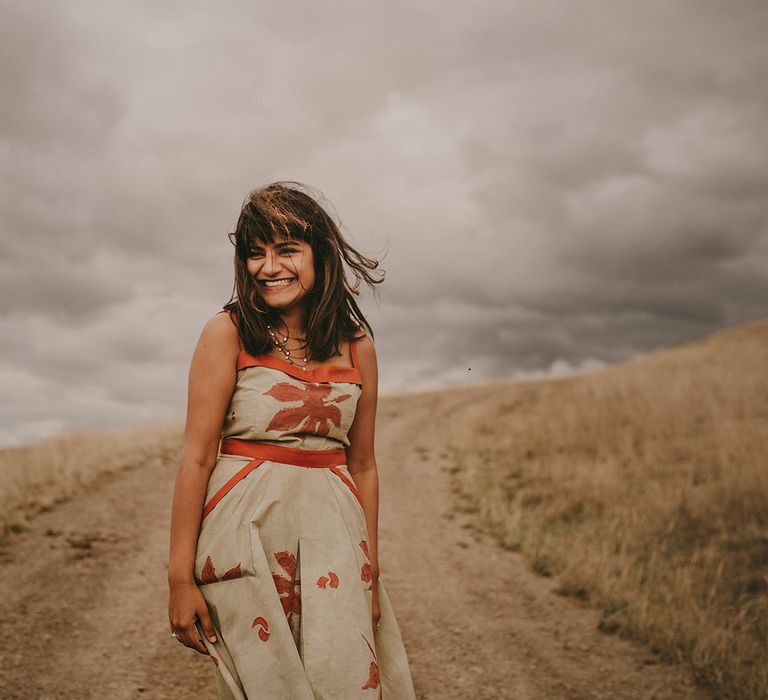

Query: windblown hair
224;181;384;361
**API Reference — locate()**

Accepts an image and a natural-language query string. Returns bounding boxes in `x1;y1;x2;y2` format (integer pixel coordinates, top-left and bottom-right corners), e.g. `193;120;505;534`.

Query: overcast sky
1;1;767;446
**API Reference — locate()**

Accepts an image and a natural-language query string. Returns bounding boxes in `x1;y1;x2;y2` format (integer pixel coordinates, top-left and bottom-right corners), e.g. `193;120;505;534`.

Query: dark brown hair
224;181;384;361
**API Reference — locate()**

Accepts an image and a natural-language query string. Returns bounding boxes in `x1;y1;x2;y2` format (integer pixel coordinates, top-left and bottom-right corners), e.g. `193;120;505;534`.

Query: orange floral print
199;555;242;585
251;616;270;642
201;555;218;584
263;382;351;436
361;633;382;698
222;563;242;580
316;571;340;589
271;551;301;623
359;540;372;590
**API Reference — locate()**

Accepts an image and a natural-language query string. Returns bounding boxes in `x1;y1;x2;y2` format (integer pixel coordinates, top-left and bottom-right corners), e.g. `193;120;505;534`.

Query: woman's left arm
345;334;381;587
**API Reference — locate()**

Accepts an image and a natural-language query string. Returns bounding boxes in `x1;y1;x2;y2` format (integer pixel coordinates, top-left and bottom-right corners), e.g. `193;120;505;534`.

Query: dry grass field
0;420;183;536
448;319;768;699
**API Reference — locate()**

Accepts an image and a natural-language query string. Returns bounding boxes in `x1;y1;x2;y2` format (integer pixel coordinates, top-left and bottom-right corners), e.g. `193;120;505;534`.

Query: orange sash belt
202;438;357;519
219;438;348;467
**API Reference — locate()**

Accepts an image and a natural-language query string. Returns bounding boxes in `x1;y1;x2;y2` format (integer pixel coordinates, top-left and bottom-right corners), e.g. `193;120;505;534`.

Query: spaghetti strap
349;337;359;369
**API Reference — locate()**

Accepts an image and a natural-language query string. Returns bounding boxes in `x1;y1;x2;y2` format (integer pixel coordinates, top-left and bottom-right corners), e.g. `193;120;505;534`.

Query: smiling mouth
260;277;296;289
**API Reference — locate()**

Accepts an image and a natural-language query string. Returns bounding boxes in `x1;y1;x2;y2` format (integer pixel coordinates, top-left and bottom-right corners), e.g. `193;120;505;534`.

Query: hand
168;580;217;655
371;579;381;632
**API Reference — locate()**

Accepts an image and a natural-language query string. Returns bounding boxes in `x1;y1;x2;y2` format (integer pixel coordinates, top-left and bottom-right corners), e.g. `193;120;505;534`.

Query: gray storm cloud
1;0;767;445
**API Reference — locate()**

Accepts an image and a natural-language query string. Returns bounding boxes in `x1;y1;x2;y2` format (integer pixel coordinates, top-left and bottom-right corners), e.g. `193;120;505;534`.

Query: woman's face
246;237;316;312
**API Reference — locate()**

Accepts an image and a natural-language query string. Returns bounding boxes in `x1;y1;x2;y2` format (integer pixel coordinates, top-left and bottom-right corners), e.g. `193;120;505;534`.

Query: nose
263;248;278;275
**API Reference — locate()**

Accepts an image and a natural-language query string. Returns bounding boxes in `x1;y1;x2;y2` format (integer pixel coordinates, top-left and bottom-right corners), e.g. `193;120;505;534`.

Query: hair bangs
236;197;312;257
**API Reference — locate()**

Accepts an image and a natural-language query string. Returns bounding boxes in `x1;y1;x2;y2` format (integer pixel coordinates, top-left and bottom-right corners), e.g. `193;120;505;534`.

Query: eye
247;243;301;258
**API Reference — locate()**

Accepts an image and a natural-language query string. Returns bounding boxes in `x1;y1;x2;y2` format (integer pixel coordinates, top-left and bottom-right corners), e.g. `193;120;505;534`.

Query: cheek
303;253;316;286
303;267;316;289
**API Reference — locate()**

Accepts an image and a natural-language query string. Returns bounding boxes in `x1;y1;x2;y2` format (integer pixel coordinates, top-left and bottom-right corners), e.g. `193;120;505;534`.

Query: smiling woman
246;238;316;324
167;181;417;699
222;182;384;366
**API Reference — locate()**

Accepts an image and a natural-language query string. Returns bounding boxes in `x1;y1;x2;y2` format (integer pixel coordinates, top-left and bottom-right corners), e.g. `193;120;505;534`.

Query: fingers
197;605;218;644
170;619;207;654
168;583;217;655
170;615;210;655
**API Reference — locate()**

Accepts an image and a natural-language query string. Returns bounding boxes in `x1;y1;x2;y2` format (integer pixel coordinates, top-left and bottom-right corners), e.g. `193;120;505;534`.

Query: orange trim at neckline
237;350;363;385
226;310;363;383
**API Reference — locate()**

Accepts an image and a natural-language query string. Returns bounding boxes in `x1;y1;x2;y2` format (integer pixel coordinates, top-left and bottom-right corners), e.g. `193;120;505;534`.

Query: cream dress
193;336;417;699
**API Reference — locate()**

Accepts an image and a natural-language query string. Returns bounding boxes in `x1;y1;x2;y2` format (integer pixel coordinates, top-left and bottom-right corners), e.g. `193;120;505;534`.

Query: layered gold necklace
266;321;310;371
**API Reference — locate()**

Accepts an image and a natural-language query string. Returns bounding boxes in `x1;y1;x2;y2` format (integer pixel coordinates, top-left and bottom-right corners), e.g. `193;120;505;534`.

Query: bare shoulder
352;330;375;354
352;332;377;379
196;311;240;357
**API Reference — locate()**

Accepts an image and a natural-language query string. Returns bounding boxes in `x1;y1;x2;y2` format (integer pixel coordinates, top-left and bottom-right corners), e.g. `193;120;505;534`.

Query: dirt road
0;386;709;699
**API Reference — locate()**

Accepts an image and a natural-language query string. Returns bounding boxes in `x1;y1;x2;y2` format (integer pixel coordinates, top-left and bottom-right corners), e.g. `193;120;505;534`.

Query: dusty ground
0;385;711;699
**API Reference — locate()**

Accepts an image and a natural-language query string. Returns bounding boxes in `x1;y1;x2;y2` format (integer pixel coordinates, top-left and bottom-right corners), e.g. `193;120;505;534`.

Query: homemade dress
194;338;416;700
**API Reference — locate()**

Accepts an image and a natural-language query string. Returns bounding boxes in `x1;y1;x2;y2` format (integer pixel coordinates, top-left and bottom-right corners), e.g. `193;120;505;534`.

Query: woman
167;182;417;699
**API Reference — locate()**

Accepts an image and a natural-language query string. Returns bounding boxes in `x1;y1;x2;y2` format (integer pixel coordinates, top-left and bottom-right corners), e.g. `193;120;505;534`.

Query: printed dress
194;336;417;699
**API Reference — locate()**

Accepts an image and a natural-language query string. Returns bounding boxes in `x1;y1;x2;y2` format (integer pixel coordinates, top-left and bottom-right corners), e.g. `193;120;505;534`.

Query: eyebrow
249;240;300;250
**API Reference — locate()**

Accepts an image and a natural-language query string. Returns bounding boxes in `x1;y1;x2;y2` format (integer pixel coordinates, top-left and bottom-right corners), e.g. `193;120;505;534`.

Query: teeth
263;278;294;288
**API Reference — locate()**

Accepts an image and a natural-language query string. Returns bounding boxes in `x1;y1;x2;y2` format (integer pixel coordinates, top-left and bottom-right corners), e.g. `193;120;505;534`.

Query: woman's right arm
168;311;239;654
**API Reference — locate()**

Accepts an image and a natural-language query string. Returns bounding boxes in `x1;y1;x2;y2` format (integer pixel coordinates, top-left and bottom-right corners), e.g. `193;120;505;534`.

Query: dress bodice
221;347;363;452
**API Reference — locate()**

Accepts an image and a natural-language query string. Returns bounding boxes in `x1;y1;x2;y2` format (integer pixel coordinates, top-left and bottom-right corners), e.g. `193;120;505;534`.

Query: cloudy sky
1;1;767;446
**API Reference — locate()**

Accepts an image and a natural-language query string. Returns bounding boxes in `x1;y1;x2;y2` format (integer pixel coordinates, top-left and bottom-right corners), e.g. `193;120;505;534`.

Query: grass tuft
0;420;183;537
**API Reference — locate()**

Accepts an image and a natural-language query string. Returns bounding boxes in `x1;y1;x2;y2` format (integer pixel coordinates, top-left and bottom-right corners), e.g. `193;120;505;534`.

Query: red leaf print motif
201;556;218;584
362;664;380;693
263;382;352;437
222;563;242;580
316;571;340;589
252;616;270;642
275;551;297;576
199;556;242;585
359;540;372;590
271;551;301;622
360;633;382;699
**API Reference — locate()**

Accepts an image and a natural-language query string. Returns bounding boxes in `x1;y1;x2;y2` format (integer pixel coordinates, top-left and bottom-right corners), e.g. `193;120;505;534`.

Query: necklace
266;323;310;371
269;319;307;343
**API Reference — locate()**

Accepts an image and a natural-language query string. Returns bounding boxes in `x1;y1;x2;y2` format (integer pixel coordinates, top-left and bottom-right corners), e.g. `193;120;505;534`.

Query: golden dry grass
448;319;768;698
0;420;183;535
